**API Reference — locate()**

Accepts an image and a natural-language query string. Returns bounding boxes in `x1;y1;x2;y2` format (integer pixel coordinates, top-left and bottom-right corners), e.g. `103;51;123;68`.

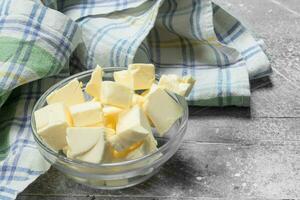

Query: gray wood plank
185;117;300;143
18;141;300;199
17;196;221;200
269;0;300;16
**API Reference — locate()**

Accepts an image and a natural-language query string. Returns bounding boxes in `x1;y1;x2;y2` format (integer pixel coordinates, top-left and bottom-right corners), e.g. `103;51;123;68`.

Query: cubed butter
132;94;144;107
128;63;155;90
113;70;132;89
76;130;105;164
112;141;144;159
158;74;195;97
103;105;123;118
46;79;85;106
66;127;102;157
101;81;133;108
109;105;151;151
141;83;158;98
125;133;158;160
143;87;183;135
34;103;72;150
113;64;155;90
103;105;123;130
85;65;102;100
69;101;103;127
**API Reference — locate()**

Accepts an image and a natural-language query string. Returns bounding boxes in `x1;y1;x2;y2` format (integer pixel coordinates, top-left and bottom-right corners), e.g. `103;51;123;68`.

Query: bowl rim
31;67;189;168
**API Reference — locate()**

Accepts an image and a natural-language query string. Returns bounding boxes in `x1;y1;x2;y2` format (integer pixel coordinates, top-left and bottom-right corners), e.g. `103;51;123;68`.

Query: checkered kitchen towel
0;0;270;199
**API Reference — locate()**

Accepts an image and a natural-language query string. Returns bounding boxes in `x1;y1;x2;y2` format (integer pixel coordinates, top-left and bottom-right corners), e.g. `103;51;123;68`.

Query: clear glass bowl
31;67;189;189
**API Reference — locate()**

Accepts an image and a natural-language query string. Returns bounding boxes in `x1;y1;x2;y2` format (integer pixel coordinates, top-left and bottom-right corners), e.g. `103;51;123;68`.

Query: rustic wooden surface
17;0;300;199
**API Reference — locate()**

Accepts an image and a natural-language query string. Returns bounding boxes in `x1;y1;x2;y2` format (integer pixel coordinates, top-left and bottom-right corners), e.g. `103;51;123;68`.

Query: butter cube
141;83;158;98
113;64;155;90
125;133;158;160
158;74;195;97
132;94;145;107
101;81;133;108
86;66;102;100
34;103;72;150
109;105;151;151
66;127;102;157
76;129;105;163
69;101;103;127
113;70;132;89
103;105;123;118
128;63;155;90
103;105;123;130
46;79;85;106
112;141;143;159
143;88;183;135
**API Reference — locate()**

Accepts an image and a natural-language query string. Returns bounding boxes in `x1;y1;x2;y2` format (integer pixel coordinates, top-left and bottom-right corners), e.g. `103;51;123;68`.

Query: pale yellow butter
109;105;152;151
34;103;72;150
143;87;183;135
113;70;132;89
132;94;145;107
46;79;85;106
114;64;155;90
158;74;195;97
76;128;105;164
66;127;102;157
101;81;133;108
69;101;103;127
102;105;123;130
125;133;158;160
85;65;102;100
103;105;123;118
128;63;155;90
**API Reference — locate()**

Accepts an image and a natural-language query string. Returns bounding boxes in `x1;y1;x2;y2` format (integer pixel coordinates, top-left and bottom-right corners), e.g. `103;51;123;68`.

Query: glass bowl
31;67;189;189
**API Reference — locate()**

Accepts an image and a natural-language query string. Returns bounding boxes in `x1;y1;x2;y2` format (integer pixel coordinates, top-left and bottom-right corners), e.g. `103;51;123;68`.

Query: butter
143;87;183;135
85;66;102;100
125;133;158;160
101;128;117;163
109;105;152;151
103;105;123;117
128;63;155;90
113;64;155;90
103;105;123;130
113;70;132;89
112;141;144;159
69;101;103;127
158;74;195;97
101;81;133;108
46;79;85;106
132;94;144;107
76;129;105;163
34;103;72;150
66;127;102;157
141;83;158;98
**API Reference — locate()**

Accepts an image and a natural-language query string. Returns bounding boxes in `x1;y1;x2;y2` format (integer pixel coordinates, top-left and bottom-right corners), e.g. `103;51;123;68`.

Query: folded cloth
0;0;270;199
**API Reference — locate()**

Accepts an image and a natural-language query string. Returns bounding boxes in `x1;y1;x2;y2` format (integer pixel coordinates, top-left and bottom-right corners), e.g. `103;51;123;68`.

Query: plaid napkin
0;0;270;199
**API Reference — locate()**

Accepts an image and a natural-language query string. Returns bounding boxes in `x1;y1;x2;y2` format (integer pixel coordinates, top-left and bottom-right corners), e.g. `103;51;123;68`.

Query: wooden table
17;0;300;199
